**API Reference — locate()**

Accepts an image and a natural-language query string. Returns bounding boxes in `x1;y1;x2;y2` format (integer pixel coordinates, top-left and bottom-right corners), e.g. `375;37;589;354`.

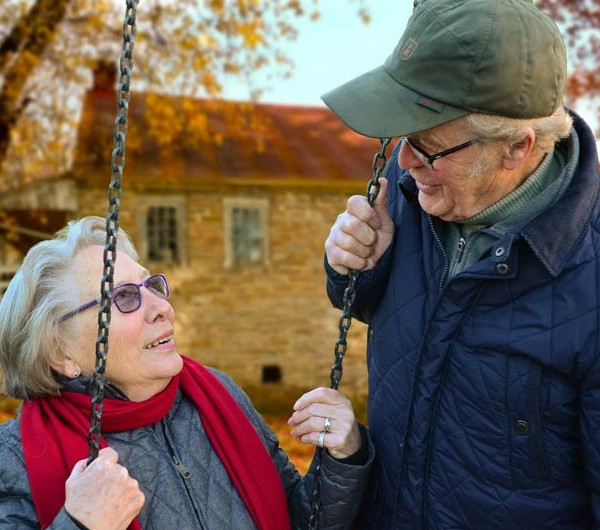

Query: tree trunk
0;0;70;168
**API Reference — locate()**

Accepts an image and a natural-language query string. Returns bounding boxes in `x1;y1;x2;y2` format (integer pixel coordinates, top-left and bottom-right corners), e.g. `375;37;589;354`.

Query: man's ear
503;129;536;170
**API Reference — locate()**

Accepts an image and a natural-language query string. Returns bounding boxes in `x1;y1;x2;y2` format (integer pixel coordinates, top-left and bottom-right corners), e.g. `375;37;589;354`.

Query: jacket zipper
427;214;449;294
157;418;206;529
456;237;466;263
172;454;192;479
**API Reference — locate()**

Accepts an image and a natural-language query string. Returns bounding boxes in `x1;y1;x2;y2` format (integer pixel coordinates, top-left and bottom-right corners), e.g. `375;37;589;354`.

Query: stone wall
77;184;371;400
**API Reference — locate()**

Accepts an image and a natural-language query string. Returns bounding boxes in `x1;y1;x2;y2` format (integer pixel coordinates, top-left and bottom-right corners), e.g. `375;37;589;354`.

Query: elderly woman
0;216;373;530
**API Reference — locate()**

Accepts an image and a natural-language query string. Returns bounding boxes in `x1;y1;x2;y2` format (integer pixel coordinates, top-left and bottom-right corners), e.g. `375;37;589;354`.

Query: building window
232;207;263;263
224;198;268;268
262;364;282;384
147;206;179;263
136;197;186;265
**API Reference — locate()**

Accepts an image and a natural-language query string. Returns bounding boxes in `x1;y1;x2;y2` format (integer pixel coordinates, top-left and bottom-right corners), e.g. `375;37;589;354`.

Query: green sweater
444;130;579;283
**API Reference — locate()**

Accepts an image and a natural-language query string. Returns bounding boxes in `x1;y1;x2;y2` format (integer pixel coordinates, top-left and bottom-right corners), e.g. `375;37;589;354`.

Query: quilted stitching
329;115;600;529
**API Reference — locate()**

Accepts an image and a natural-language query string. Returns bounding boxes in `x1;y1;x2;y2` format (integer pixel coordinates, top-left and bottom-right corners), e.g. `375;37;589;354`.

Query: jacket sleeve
325;245;394;324
209;369;375;530
285;425;375;530
0;420;80;530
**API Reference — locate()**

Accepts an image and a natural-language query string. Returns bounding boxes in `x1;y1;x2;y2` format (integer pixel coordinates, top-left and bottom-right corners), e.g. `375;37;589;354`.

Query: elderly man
323;0;600;529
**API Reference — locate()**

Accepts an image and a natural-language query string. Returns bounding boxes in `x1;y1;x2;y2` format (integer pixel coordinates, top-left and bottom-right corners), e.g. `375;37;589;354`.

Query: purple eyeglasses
59;273;170;322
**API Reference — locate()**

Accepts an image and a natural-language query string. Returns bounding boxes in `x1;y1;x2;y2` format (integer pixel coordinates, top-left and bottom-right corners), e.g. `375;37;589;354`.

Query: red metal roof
74;87;389;188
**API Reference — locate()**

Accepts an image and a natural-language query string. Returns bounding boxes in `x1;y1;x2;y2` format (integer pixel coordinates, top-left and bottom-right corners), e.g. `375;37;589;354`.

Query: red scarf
20;356;290;530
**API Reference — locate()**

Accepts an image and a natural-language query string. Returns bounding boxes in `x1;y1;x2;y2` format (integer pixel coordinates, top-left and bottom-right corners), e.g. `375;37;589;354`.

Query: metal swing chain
87;0;139;465
307;137;391;530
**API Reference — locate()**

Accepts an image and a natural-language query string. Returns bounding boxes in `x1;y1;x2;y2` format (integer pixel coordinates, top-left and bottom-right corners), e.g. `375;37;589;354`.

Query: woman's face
64;245;182;401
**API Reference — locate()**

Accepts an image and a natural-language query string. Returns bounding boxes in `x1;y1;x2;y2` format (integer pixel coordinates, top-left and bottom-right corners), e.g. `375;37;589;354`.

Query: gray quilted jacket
0;368;374;529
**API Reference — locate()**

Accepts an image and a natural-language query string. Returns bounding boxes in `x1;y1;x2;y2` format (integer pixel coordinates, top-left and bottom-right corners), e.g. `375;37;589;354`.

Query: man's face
398;120;508;222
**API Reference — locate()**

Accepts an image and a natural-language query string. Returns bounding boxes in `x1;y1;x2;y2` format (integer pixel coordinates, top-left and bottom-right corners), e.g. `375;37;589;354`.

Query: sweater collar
399;111;600;277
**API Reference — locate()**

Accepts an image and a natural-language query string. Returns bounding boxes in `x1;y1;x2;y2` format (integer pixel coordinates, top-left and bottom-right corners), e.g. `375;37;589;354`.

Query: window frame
223;197;269;269
136;196;187;266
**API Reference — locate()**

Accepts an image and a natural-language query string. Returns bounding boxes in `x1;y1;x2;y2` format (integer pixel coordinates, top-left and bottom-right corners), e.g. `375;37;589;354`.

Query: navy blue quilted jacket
326;113;600;529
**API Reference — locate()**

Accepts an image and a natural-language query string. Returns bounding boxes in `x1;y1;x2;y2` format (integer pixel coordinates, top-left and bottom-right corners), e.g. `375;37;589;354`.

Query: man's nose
398;139;424;170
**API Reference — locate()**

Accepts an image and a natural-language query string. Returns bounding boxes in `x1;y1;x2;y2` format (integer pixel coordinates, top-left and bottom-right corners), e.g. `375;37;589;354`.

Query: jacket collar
520;113;599;276
399;111;600;277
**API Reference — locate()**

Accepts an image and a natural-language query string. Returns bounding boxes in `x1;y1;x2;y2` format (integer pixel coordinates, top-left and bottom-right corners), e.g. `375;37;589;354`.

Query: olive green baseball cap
322;0;567;138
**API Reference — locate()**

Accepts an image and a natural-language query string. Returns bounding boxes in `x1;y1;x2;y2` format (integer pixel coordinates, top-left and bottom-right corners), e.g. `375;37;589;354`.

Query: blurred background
0;0;598;471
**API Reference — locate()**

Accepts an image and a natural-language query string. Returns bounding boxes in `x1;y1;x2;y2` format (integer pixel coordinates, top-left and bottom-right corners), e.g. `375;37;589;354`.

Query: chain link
84;1;389;518
87;0;139;465
307;137;391;529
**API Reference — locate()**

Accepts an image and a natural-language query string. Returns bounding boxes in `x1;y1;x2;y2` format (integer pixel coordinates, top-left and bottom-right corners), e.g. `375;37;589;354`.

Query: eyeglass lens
403;138;433;168
112;275;169;313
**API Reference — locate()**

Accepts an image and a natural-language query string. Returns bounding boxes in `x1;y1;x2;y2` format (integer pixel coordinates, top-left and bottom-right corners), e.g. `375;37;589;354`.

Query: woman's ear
503;129;536;170
50;355;81;379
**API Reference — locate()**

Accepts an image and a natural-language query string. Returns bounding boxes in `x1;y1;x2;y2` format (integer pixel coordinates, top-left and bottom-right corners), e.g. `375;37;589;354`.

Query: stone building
0;65;391;400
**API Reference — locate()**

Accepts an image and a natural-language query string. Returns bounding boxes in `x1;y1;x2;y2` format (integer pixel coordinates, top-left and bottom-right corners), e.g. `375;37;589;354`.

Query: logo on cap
416;96;444;113
401;38;418;60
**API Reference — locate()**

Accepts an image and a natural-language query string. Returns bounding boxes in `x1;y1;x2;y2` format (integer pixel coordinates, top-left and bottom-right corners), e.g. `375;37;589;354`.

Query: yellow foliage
201;72;222;96
0;0;376;182
144;94;185;150
197;34;218;49
236;19;265;50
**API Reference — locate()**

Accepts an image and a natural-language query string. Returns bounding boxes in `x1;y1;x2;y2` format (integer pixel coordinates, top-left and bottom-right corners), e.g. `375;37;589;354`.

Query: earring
72;368;81;379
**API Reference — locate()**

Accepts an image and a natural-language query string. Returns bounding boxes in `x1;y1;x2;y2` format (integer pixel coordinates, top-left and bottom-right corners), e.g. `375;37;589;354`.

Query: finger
293;387;348;410
69;458;88;478
372;178;395;236
324;244;373;274
85;447;120;476
371;177;389;209
97;446;119;463
299;429;342;450
289;414;340;438
331;226;376;258
288;401;343;426
346;195;382;231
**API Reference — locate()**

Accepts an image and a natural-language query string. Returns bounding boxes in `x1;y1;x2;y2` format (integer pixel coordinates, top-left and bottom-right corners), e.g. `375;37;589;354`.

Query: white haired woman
0;216;373;530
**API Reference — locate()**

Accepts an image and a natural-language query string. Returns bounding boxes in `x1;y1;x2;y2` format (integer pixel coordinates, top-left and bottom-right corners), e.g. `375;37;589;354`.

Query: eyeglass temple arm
59;297;102;323
432;139;478;161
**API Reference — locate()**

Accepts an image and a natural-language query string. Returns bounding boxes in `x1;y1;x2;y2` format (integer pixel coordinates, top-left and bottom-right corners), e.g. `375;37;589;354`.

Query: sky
222;2;413;106
221;1;598;137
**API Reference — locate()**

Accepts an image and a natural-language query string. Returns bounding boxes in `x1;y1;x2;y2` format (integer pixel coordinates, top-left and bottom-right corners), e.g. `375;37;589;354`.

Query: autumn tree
0;0;369;185
536;0;599;133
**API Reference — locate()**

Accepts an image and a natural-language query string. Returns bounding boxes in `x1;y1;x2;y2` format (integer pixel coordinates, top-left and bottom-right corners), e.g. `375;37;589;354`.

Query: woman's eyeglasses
402;136;478;169
59;273;170;322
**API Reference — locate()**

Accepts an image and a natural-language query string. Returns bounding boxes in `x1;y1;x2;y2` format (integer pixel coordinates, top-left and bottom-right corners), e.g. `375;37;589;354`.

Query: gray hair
461;105;573;157
0;216;138;399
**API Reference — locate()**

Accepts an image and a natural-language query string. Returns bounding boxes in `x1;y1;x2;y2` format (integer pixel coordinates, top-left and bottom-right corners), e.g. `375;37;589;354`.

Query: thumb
69;458;88;479
371;178;392;229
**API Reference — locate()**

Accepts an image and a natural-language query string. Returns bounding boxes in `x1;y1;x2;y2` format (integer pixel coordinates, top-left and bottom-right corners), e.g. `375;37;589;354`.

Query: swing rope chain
87;0;139;465
307;137;391;530
84;1;390;525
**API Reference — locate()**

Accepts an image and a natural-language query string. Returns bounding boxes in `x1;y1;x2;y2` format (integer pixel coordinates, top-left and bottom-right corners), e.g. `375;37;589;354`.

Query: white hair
462;105;573;156
0;216;138;399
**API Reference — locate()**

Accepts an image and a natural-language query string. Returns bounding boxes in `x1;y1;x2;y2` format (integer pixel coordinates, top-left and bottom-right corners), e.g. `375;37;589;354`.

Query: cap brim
321;65;469;138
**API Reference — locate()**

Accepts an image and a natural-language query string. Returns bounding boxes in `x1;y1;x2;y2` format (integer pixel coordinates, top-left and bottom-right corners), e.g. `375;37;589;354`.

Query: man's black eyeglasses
402;136;478;169
59;274;170;322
